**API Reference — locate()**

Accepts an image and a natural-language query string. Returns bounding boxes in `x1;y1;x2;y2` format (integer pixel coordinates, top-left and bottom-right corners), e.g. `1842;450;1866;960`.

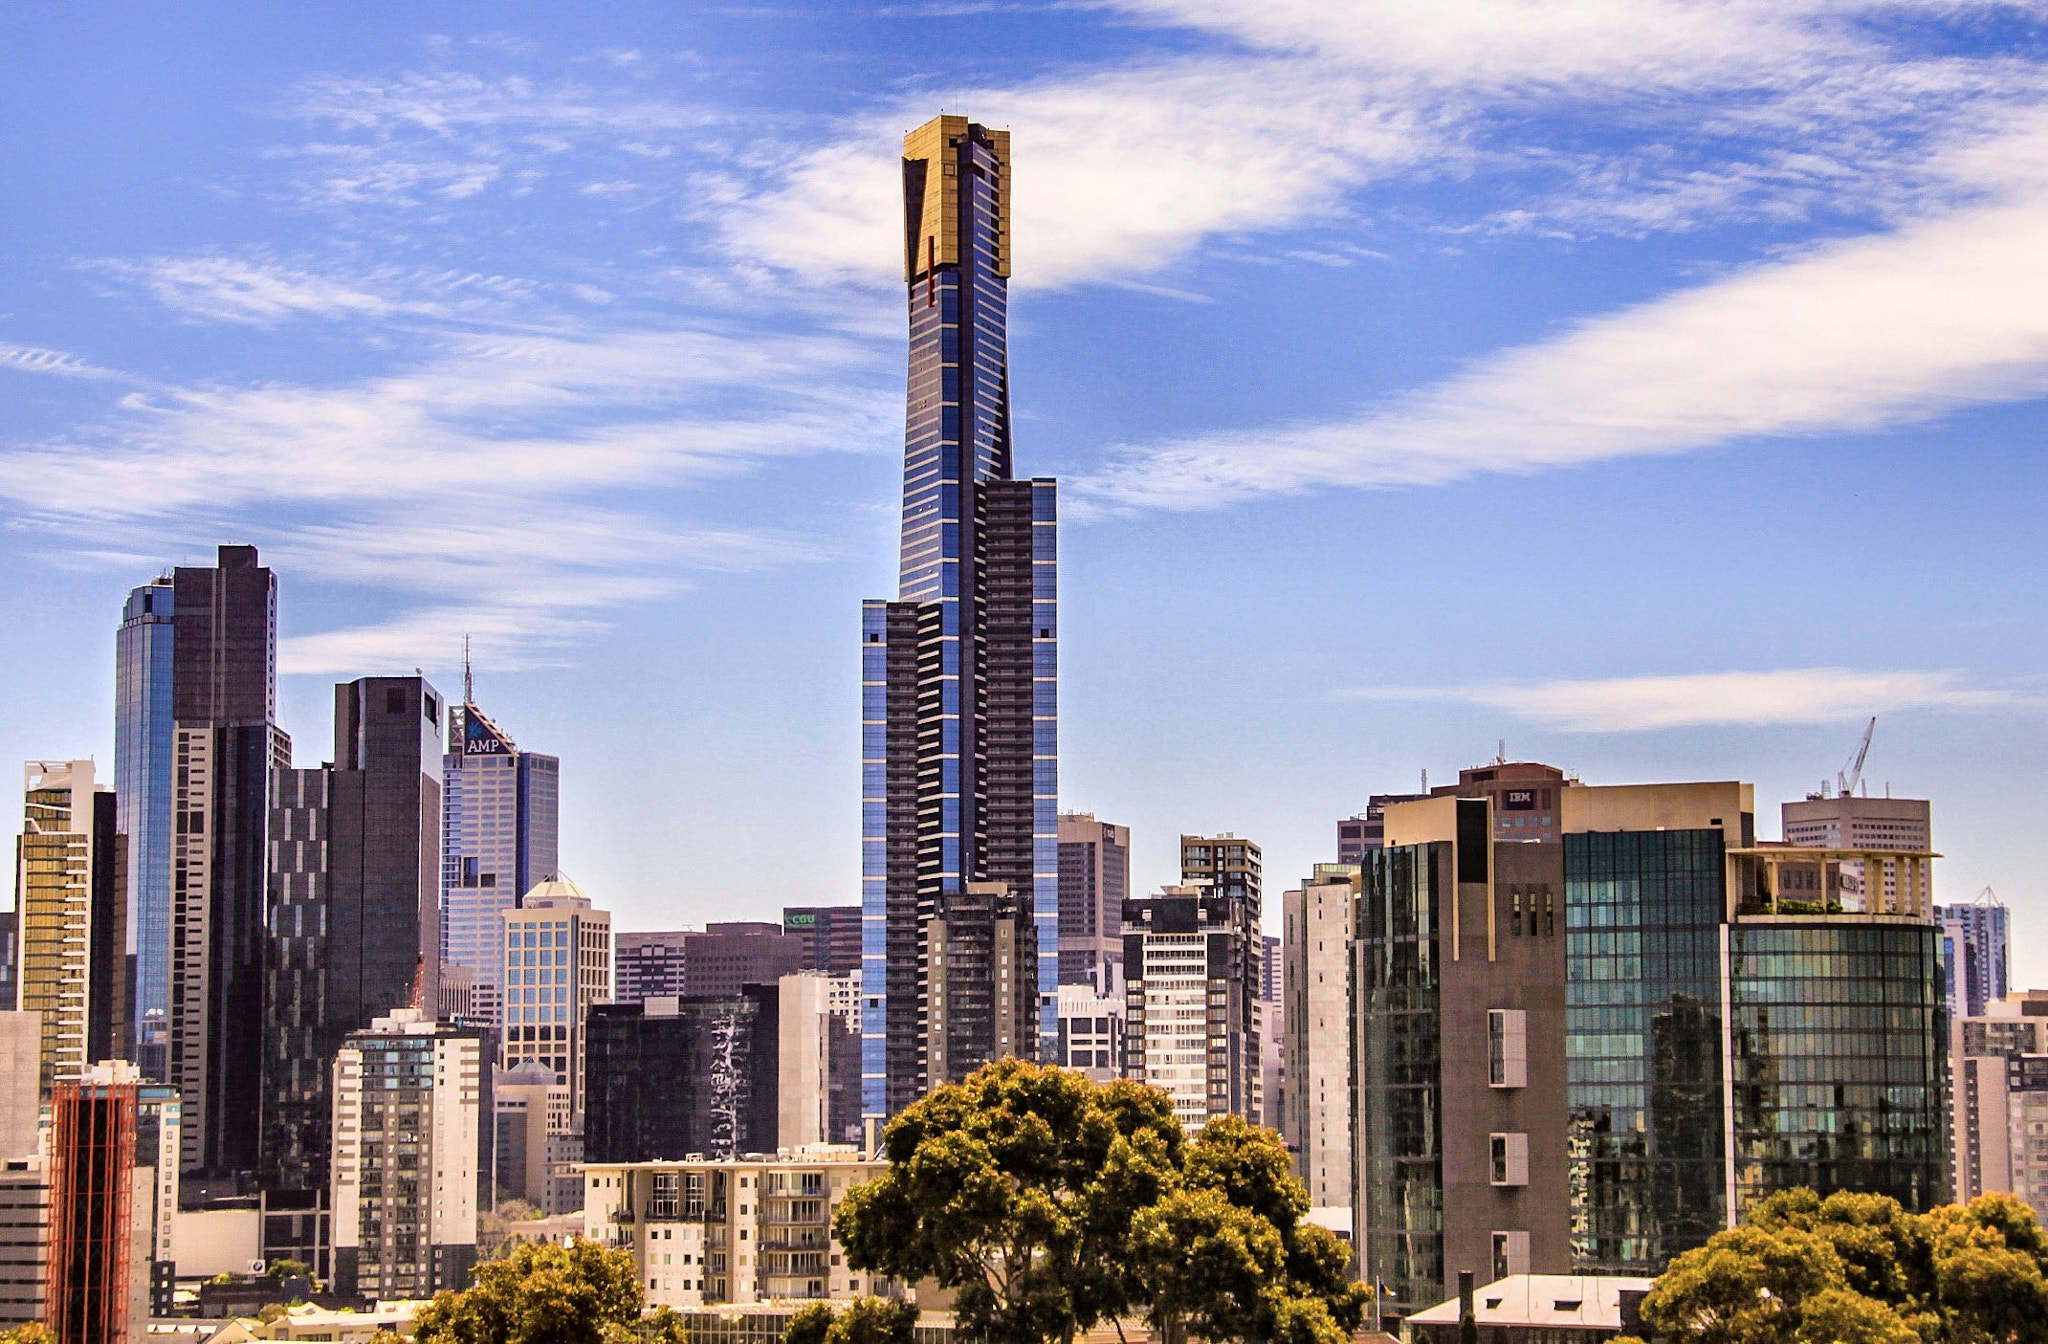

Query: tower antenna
463;634;473;706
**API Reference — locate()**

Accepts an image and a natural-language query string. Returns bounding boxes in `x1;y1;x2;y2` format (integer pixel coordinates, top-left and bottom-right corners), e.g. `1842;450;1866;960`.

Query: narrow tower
861;116;1057;1120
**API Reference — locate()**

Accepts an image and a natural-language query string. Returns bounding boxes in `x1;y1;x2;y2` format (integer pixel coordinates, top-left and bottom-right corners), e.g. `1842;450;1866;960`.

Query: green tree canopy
412;1237;685;1344
1641;1189;2048;1344
835;1060;1364;1344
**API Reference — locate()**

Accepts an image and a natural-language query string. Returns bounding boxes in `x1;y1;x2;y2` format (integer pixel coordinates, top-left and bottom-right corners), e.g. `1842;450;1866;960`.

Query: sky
2;3;2045;975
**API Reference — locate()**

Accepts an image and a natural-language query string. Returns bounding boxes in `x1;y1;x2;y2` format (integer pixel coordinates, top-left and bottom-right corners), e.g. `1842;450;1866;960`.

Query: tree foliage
835;1060;1365;1344
412;1238;684;1344
1642;1189;2048;1344
0;1325;57;1344
781;1297;917;1344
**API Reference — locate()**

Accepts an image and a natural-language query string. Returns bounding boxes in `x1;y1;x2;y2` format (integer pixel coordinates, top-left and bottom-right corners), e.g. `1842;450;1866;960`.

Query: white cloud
1347;668;2026;732
0;343;125;381
1074;126;2048;511
105;256;400;324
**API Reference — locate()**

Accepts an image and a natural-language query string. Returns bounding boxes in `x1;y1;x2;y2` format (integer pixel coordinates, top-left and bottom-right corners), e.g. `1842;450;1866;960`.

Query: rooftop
1409;1275;1655;1332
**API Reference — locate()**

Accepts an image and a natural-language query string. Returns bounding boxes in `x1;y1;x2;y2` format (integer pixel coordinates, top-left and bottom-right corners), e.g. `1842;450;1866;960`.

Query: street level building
1122;885;1262;1130
500;878;611;1129
862;115;1057;1120
1283;864;1355;1206
582;1148;885;1307
440;699;560;1030
1057;814;1129;991
329;1009;488;1301
15;761;125;1098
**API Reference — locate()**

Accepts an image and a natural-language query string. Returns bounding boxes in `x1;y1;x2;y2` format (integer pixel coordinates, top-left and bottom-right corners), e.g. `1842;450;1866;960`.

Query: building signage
1502;789;1537;811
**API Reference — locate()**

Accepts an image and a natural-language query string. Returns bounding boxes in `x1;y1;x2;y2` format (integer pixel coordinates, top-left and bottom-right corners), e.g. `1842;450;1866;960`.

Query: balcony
610;1208;637;1224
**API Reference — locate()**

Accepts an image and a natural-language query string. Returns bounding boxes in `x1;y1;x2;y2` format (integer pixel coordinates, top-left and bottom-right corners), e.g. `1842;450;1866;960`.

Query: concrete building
0;1159;48;1329
493;1061;577;1215
500;878;611;1129
1053;982;1124;1084
440;698;560;1030
1122;885;1262;1131
1057;814;1129;991
616;925;809;1004
585;976;835;1163
582;1147;886;1307
1783;792;1932;918
1952;992;2048;1208
615;931;690;1003
14;761;125;1098
1180;834;1262;912
926;882;1036;1088
781;908;863;977
1356;776;1948;1310
0;913;15;1034
1942;889;2010;1020
262;675;446;1201
1283;864;1355;1207
862;116;1059;1122
1408;1274;1654;1344
329;1009;488;1301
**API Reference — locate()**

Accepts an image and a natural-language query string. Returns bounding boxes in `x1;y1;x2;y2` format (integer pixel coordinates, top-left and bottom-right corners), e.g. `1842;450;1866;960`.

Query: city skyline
2;4;2045;982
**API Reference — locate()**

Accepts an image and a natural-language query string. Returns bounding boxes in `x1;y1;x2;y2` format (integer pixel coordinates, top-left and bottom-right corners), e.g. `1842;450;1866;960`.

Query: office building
1352;777;1948;1311
0;1159;47;1329
493;1061;578;1215
0;913;15;1030
15;761;125;1099
329;1009;488;1301
115;576;176;1080
1058;814;1129;990
1337;795;1426;865
1951;992;2048;1208
166;545;287;1186
862;114;1058;1120
821;972;863;1147
1260;935;1283;1139
1121;885;1262;1131
1783;792;1931;914
501;878;610;1129
1054;982;1124;1084
586;989;782;1163
615;925;809;1004
1942;890;2010;1020
0;1016;40;1166
781;907;863;977
441;697;560;1029
1283;864;1355;1207
45;1061;180;1343
262;676;445;1198
927;881;1037;1087
582;1147;886;1308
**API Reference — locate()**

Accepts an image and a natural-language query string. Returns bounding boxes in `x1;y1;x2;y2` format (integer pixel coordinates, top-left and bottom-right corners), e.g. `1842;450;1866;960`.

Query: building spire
462;634;474;706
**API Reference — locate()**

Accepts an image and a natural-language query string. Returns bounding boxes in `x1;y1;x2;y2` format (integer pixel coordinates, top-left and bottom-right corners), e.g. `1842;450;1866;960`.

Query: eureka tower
861;116;1057;1120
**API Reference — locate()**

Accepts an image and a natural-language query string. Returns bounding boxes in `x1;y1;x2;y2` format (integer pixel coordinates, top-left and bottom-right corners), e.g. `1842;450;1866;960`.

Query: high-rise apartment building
1057;814;1129;991
441;699;559;1029
1950;994;2048;1208
501;878;610;1129
1942;890;2009;1020
1122;885;1262;1131
115;576;176;1080
329;1009;487;1301
262;675;445;1198
1283;865;1355;1208
15;761;126;1098
1353;778;1948;1312
1054;982;1125;1084
166;545;286;1185
862;115;1057;1120
782;906;863;977
1337;795;1426;864
1181;834;1262;911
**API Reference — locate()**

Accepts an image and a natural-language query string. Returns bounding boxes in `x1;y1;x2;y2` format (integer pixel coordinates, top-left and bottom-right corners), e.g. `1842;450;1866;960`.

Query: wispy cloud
0;342;129;381
1346;668;2029;733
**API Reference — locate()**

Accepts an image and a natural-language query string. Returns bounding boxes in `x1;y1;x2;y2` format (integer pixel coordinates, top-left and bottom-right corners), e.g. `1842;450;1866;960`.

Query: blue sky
4;2;2045;974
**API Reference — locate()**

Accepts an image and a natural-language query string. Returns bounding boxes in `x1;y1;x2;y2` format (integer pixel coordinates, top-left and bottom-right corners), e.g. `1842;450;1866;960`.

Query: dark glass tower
861;115;1057;1119
116;576;176;1081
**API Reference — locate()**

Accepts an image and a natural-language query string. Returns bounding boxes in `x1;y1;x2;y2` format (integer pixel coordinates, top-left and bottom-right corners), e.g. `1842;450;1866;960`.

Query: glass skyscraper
862;115;1057;1120
440;701;560;1027
115;577;176;1080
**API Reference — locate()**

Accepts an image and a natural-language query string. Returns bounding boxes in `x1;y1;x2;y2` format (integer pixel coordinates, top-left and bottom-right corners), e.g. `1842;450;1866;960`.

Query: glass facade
1565;829;1728;1275
863;117;1056;1118
1728;922;1948;1212
115;579;176;1080
1355;842;1445;1313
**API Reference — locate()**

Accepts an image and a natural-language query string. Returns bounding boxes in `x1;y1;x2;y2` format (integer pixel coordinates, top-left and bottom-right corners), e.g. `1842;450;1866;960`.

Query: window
1490;1133;1529;1187
1489;1010;1527;1088
1491;1229;1529;1279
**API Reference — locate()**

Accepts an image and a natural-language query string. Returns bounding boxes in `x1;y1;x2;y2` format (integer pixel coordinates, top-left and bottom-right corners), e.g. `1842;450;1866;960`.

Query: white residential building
1283;865;1356;1207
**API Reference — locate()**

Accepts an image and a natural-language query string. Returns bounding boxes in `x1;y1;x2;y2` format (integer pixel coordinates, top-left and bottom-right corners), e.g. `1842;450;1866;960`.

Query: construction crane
1837;717;1876;798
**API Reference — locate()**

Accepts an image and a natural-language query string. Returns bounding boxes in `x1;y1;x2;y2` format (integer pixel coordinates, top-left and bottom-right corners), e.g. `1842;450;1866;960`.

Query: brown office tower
1057;813;1128;989
46;1072;143;1344
783;906;864;976
169;545;287;1190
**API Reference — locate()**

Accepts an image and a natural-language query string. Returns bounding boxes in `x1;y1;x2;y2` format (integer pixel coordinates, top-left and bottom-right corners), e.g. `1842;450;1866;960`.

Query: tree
836;1060;1365;1344
785;1302;838;1344
412;1238;680;1344
0;1326;57;1344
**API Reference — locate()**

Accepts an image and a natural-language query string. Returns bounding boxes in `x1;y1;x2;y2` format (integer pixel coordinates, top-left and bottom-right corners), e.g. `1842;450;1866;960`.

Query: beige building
15;760;125;1097
502;877;612;1128
1282;864;1355;1208
583;1147;886;1308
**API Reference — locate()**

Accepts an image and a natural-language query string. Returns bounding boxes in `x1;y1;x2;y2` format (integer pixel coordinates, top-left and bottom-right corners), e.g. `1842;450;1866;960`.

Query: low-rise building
582;1147;885;1308
1408;1274;1653;1344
